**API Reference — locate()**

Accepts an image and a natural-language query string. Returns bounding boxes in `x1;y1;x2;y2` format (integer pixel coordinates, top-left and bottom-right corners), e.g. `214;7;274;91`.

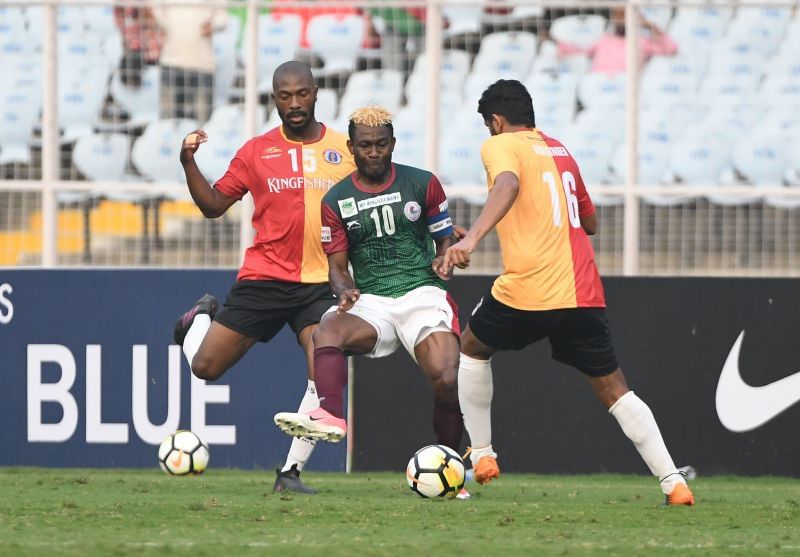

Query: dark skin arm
328;250;360;313
582;212;598;235
443;171;520;271
179;129;238;218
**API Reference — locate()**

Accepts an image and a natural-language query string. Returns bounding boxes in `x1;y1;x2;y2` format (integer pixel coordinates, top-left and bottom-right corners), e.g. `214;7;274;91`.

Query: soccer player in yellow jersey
442;80;694;505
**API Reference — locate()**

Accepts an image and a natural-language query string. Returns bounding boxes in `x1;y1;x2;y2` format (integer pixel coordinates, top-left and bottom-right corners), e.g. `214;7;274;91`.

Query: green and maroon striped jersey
321;163;453;298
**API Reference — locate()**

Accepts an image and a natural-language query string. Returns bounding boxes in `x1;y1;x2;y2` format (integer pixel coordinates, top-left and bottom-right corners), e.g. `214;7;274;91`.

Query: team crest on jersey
338;198;358;218
404;201;422;222
323;149;343;164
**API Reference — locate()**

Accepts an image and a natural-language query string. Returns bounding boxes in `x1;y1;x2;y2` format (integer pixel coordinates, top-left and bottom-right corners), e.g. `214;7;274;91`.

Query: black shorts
214;280;337;343
468;292;619;377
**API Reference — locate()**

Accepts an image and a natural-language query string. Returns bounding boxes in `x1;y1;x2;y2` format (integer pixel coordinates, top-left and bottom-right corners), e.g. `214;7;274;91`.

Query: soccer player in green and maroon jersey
274;107;466;489
173;61;356;494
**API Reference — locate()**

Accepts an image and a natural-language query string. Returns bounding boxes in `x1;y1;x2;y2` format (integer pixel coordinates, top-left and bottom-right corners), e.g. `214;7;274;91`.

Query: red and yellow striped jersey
480;129;605;310
214;125;356;283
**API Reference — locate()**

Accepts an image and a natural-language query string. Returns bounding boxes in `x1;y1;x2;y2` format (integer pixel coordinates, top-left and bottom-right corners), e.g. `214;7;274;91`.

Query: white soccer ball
406;444;465;498
158;430;209;476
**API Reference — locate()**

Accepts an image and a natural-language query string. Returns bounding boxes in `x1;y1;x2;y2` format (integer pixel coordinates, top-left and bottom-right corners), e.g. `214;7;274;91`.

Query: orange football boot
665;483;695;506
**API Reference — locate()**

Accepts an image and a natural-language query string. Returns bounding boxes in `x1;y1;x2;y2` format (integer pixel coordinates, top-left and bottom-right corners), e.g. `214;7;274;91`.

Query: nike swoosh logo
309;416;325;421
715;330;800;432
170;449;185;468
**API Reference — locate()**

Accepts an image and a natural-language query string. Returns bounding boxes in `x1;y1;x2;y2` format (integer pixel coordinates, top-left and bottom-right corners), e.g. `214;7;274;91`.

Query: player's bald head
272;61;315;91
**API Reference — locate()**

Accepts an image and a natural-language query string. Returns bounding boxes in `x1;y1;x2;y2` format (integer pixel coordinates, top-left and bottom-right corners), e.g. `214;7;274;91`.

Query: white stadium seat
306;14;365;76
759;75;800;108
72;132;131;182
0;86;40;164
213;15;241;106
461;70;520;108
562;125;619;205
406;49;471;100
338;70;404;117
727;5;792;57
640;72;698;109
472;31;537;77
549;14;607;50
392;107;427;169
131;118;199;183
58;66;109;141
442;5;482;38
108;65;161;129
707;39;765;79
669;6;731;49
577;73;625;110
241;14;302;94
438;108;486;187
668;129;730;187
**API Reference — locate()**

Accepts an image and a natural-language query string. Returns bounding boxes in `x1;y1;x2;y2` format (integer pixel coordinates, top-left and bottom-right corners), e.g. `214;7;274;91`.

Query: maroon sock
314;346;348;418
433;397;464;452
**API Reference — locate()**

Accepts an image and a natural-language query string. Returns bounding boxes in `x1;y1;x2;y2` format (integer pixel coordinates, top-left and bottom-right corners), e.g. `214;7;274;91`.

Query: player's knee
190;355;224;382
431;370;458;400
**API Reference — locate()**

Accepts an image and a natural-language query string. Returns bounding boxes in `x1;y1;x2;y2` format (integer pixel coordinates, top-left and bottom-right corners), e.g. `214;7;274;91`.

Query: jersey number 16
543;171;580;229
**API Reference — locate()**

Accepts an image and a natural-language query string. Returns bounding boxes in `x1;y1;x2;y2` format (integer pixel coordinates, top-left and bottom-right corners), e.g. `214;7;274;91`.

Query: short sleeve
213;142;252;200
424;174;453;240
480;135;521;189
321;200;349;255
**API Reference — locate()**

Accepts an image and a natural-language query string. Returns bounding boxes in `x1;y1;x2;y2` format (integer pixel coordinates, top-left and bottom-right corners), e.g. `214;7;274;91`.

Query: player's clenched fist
180;130;208;163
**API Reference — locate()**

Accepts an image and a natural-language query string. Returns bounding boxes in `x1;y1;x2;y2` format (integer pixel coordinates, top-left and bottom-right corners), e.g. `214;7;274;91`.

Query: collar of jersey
351;163;397;194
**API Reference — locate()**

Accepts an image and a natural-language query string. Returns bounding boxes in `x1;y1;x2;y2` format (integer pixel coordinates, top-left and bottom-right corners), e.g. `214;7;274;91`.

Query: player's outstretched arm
443;171;519;272
328;251;360;313
179;130;237;219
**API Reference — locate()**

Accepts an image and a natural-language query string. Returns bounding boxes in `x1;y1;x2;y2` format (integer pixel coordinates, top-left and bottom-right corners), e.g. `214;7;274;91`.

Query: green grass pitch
1;468;799;556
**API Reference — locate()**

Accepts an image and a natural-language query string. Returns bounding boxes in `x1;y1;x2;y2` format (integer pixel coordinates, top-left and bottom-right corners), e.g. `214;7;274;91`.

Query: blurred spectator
153;1;228;124
558;6;676;74
114;2;163;87
270;0;380;50
368;5;425;72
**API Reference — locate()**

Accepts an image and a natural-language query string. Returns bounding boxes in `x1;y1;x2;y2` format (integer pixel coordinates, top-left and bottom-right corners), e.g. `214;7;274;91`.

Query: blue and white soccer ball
158;430;209;476
406;444;466;498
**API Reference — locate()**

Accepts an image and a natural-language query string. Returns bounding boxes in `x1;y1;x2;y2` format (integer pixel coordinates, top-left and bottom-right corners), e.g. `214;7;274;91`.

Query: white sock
182;314;211;369
281;380;319;472
609;391;685;494
458;354;495;459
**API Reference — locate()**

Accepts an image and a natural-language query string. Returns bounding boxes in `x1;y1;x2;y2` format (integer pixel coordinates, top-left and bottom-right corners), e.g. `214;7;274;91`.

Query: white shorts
330;285;460;361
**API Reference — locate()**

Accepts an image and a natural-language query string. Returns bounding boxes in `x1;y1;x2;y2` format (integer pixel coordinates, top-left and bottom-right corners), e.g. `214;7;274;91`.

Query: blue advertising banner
0;270;345;471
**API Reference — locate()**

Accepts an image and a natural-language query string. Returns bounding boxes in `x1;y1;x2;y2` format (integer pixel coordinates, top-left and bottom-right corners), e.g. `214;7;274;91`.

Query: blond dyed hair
348;105;393;127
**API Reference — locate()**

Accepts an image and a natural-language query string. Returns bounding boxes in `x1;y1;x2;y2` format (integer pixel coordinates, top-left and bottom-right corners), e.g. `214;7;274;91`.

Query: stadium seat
0;86;40;164
462;70;521;108
212;15;241;107
194;127;247;184
727;5;792;57
668;5;731;50
0;6;27;40
405;50;471;107
442;5;482;38
524;71;578;137
472;31;538;77
58;66;109;142
732;131;788;186
306;14;365;76
642;54;705;87
667;129;730;188
577;73;625;110
241;13;302;94
392;107;427;169
639;5;674;32
698;74;760;109
72;132;131;182
562;125;620;206
131;118;199;183
438;108;486;188
549;14;607;50
639;72;697;109
707;39;765;79
609;137;677;206
759;75;800;108
108;65;161;130
338;69;404;117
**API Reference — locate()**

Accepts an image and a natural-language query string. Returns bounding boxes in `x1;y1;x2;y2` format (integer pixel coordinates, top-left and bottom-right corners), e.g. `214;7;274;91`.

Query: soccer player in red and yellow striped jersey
443;80;694;506
173;62;356;495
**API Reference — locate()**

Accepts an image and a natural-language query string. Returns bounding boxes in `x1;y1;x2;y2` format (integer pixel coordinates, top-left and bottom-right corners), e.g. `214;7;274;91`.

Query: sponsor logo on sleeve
338;198;358;218
323;149;343;164
321;226;332;243
404;201;422;222
439;200;448;212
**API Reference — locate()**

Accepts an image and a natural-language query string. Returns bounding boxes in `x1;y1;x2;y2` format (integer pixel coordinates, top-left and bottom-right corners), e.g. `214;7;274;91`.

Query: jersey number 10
543;171;580;228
